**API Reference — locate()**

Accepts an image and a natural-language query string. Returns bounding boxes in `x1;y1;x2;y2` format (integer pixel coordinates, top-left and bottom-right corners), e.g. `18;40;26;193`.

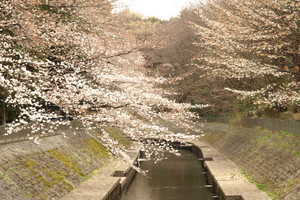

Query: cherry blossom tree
189;0;300;115
0;0;205;166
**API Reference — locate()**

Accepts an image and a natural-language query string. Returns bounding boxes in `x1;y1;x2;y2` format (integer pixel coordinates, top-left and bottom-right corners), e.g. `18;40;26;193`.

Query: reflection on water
121;149;213;200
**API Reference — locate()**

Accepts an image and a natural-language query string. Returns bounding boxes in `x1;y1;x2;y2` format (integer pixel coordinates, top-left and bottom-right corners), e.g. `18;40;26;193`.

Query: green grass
242;171;279;199
278;130;297;136
202;121;299;199
256;183;266;191
257;134;271;144
254;129;300;157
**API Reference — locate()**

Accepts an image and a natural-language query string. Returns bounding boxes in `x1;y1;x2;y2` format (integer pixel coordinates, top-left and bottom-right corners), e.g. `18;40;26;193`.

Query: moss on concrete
104;126;131;148
0;171;14;185
0;133;113;200
85;138;110;158
45;169;74;192
89;126;131;149
47;148;86;179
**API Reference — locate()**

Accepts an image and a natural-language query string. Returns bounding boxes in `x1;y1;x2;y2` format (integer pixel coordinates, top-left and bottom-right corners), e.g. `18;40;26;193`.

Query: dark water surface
120;149;213;200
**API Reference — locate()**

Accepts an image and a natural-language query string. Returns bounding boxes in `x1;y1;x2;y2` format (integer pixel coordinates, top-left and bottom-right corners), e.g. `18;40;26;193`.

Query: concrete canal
120;148;216;200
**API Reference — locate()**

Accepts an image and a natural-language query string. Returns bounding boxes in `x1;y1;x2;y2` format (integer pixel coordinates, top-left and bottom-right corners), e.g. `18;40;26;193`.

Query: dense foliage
146;0;300;118
0;0;204;166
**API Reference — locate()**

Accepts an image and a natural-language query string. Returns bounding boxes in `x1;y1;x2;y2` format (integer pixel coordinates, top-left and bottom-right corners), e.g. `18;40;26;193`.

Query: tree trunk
1;102;6;126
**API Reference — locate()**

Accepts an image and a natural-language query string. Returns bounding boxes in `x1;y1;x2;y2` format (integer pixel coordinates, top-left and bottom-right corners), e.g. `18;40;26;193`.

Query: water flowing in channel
120;148;215;200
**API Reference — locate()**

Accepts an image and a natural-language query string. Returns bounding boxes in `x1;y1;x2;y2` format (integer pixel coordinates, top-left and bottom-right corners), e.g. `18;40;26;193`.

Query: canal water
120;149;214;200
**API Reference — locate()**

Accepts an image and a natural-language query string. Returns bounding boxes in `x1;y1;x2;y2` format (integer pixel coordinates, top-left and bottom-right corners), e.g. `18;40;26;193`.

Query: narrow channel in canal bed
120;148;215;200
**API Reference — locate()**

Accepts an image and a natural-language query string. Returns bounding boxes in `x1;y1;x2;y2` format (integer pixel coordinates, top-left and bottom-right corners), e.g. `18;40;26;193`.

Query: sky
115;0;199;20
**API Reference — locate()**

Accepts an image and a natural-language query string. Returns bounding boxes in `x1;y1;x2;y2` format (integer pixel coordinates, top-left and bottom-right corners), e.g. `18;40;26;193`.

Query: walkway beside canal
60;146;140;200
61;158;124;200
191;140;272;200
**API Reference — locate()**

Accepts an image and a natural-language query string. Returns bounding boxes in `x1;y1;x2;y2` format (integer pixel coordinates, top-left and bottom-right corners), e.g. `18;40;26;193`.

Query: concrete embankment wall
184;141;270;200
201;123;300;200
0;131;111;200
61;147;139;200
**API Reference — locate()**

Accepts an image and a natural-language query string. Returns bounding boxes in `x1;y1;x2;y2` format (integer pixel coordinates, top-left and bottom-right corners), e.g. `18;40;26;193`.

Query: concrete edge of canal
190;140;272;200
60;144;141;200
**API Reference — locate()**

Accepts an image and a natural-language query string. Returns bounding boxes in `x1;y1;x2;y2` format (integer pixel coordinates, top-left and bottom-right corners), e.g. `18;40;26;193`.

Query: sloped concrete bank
201;122;300;200
0;127;285;200
0;130;117;200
